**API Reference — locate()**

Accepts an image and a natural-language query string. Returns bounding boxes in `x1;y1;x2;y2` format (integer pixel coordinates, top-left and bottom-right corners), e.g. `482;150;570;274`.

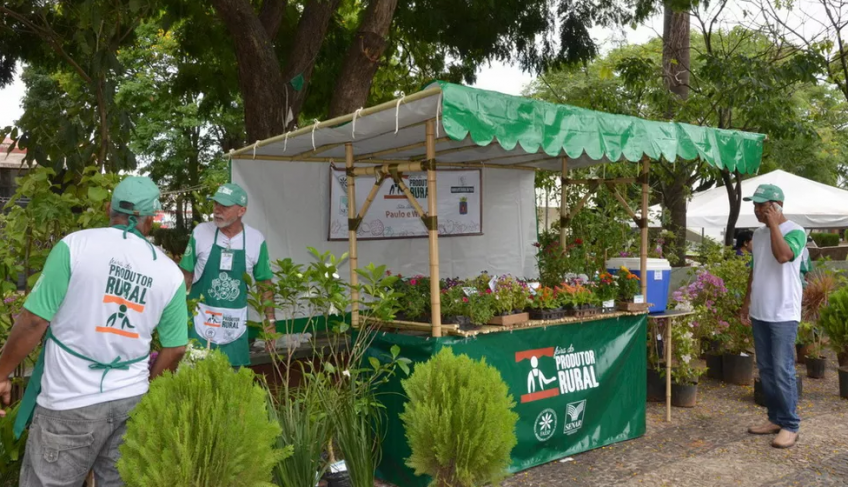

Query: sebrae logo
564;400;587;435
534;408;557;442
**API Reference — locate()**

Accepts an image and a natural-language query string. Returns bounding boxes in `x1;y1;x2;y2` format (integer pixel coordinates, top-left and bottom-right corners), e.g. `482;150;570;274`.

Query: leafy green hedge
811;232;840;248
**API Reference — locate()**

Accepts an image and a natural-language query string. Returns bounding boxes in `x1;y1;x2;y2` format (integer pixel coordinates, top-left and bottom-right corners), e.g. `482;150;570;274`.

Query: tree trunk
662;3;691;116
280;0;342;130
210;0;286;142
662;177;688;265
328;0;399;117
721;170;743;246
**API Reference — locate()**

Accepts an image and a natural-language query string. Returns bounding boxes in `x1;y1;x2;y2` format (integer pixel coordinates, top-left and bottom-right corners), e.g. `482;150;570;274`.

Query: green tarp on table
368;314;647;486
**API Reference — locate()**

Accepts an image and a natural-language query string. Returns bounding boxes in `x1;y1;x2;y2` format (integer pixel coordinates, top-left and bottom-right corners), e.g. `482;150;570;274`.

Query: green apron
14;224;152;439
188;229;251;367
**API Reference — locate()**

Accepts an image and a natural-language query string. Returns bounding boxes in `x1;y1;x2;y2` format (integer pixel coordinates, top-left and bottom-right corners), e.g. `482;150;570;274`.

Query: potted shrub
667;324;706;408
801;270;839;364
804;325;827;379
721;321;755;386
817;286;848;396
534;239;570;289
400;348;519;487
795;321;815;365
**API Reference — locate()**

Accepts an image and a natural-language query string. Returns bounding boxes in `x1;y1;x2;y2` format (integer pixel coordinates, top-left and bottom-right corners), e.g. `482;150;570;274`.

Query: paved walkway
502;354;848;487
378;352;847;487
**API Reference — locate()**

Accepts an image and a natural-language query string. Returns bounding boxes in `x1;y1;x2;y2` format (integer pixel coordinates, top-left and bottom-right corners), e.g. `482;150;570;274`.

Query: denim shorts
20;394;143;487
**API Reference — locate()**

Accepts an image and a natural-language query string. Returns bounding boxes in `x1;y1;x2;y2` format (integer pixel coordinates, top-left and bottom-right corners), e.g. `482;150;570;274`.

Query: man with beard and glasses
180;183;276;366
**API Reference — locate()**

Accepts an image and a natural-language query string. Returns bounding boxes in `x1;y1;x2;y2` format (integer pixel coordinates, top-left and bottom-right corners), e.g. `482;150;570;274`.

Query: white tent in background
648;170;848;232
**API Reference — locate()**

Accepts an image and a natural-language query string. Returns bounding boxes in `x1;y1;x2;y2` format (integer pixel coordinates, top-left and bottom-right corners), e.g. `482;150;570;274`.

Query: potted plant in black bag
804;324;827;379
817;287;848;397
666;323;706;408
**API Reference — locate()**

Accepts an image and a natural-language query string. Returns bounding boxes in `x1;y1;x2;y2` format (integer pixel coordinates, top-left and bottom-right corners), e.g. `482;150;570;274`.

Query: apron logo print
208;272;241;302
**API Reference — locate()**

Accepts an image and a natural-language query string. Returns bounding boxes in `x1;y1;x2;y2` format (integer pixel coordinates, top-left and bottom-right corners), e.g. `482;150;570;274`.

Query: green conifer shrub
400;347;518;487
117;351;289;487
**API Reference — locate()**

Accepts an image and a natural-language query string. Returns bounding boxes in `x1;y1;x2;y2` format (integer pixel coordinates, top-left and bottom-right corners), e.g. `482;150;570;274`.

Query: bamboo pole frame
391;174;429;218
357;175;386;221
346;144;360;327
560;157;569;248
640;157;650;300
350;161;430;177
426;120;442;337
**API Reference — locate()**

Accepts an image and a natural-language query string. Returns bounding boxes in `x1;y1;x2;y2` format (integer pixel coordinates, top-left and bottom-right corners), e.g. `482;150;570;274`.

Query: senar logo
563;400;586;435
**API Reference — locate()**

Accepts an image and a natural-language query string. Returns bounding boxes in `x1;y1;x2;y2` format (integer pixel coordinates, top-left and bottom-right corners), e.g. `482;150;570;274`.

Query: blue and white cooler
605;257;672;313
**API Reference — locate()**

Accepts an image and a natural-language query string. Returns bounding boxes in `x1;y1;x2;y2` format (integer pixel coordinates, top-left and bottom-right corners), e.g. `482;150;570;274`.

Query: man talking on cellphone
740;184;805;449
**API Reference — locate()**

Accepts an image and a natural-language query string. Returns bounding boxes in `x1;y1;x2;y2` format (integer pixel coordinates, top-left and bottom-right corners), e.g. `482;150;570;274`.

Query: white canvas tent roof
648;169;848;229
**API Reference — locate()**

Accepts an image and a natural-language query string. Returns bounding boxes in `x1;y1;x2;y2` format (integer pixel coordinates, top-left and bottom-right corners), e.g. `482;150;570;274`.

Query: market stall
228;81;765;485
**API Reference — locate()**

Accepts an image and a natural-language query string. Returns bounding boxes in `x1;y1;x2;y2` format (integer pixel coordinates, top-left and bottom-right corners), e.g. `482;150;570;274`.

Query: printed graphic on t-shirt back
98;259;154;339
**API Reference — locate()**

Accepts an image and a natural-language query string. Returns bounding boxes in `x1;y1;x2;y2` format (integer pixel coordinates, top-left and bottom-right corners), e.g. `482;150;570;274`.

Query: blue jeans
751;319;800;432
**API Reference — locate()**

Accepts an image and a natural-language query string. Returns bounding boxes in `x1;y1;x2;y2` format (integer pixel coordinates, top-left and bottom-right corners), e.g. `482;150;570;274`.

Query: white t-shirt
750;221;807;322
180;222;273;284
24;228;188;410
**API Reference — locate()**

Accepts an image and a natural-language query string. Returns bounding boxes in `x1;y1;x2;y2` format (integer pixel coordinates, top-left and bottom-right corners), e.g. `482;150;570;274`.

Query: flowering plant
556;283;597;308
440;286;469;317
667;319;706;385
528;287;558;310
594;272;618;302
534;239;570;288
672;248;751;354
393;275;430;320
492;275;530;315
617;267;641;301
468;291;497;325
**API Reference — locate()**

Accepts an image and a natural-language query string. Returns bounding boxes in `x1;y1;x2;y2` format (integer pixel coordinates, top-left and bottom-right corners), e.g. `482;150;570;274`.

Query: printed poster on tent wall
328;169;482;240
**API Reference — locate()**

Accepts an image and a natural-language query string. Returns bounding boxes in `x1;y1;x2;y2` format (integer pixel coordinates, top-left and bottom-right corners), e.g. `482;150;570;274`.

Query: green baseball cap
111;177;162;217
210;183;248;207
743;184;784;203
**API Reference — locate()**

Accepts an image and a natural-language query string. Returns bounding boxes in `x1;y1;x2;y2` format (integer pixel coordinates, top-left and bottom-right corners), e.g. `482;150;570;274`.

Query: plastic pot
671;382;698;408
647;367;665;403
722;354;754;385
806;357;827;379
839;367;848;399
796;344;812;364
705;354;723;381
838;351;848;368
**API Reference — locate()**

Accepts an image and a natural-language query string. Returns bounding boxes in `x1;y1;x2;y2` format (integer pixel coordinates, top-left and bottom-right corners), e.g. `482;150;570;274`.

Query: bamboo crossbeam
568;177;636;185
411;142;479;161
392;174;428;218
357;176;386;220
363;317;459;334
568;180;599;220
436;162;540;172
350;161;428;176
346;144;359;327
229;86;443;158
356;137;450;161
230;154;541;171
294;141;348;159
605;182;638;220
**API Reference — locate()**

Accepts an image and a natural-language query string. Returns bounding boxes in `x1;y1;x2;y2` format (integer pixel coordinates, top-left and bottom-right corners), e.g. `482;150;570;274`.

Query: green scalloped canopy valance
435;81;764;174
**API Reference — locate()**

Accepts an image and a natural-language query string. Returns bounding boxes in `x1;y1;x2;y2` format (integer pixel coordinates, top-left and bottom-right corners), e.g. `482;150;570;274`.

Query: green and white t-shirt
750;221;806;323
179;222;273;283
24;228;188;411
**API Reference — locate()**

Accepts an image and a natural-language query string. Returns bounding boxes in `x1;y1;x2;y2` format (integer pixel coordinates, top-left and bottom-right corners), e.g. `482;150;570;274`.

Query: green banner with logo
370;314;647;486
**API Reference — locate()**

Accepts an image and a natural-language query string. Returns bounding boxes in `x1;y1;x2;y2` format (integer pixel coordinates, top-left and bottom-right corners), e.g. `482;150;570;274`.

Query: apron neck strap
215;227;247;251
112;222;157;261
